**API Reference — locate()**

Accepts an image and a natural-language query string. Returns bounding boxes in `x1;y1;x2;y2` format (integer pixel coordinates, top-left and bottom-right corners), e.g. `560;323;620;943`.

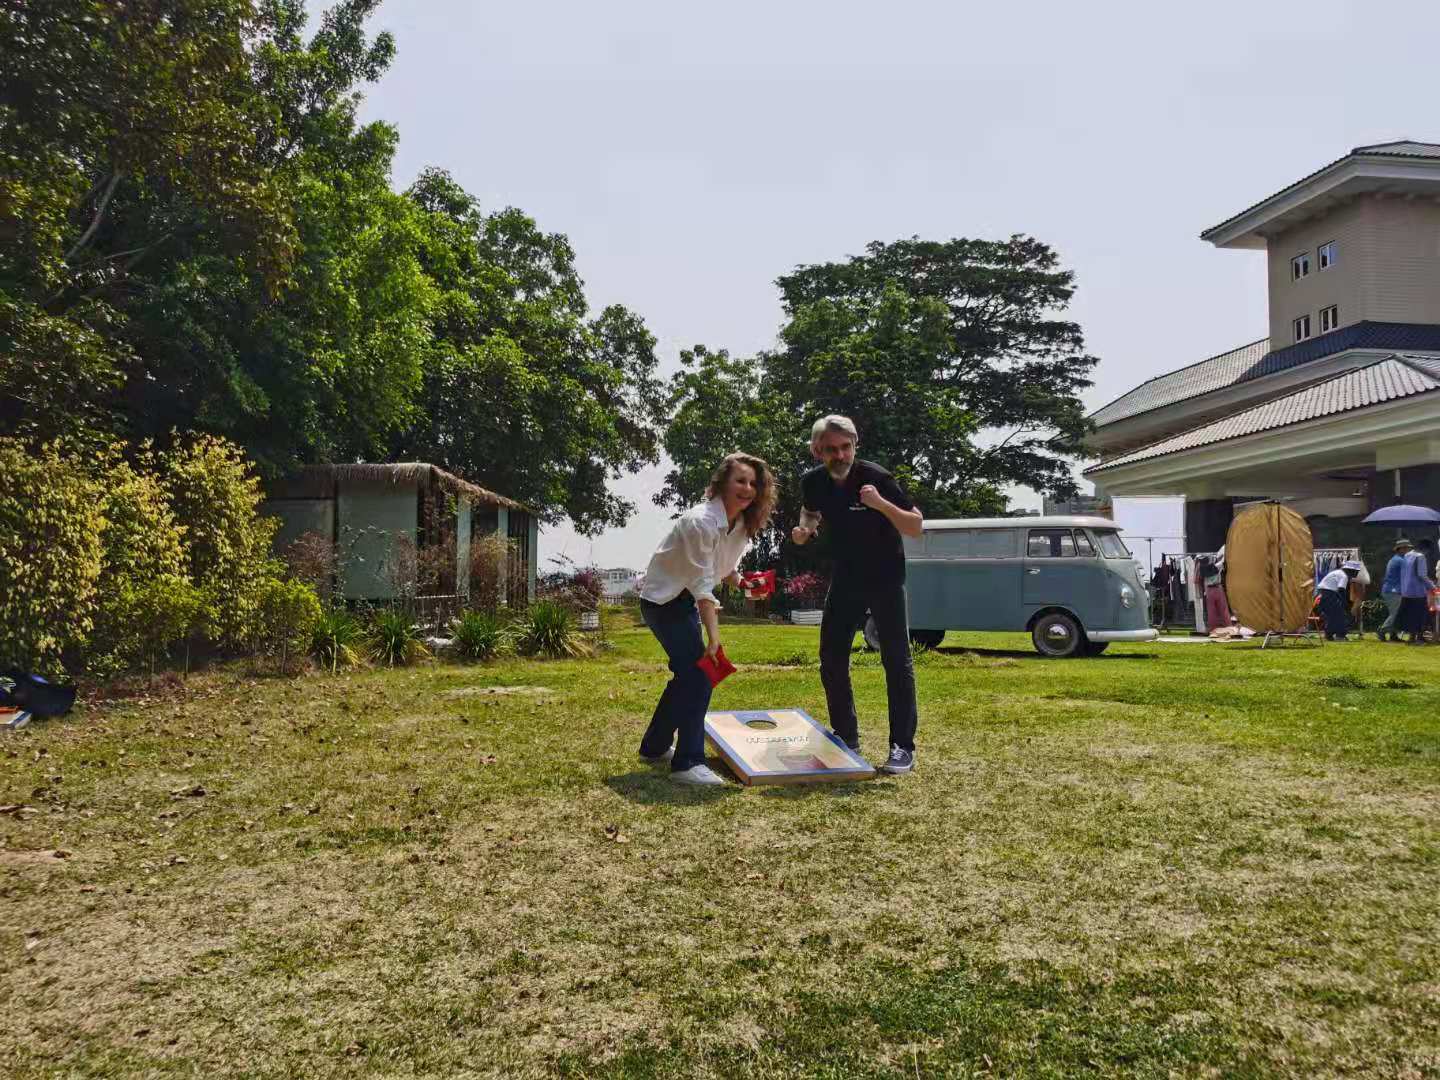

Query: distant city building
599;567;640;599
1043;494;1109;517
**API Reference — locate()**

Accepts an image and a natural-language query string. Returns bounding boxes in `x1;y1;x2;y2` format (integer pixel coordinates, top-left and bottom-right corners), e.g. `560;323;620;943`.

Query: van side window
1073;530;1096;557
926;530;971;557
1027;529;1077;557
972;529;1018;558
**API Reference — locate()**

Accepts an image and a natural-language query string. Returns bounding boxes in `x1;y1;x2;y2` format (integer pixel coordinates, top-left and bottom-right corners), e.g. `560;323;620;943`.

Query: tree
771;235;1097;517
0;0;425;470
661;236;1099;568
3;3;670;532
391;168;668;534
0;0;293;443
658;345;802;570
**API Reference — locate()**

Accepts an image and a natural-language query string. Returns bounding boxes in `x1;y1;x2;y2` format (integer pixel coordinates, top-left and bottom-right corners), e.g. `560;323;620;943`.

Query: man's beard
826;461;851;481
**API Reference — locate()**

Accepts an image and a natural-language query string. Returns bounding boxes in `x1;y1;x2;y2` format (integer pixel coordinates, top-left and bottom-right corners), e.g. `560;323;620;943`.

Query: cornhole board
704;708;875;785
0;707;32;732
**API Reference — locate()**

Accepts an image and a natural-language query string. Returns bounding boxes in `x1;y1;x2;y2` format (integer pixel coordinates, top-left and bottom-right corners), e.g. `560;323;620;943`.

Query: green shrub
161;436;279;649
0;439;105;673
1359;597;1389;627
311;607;365;673
452;609;510;661
91;456;193;672
369;609;431;667
255;578;323;671
515;600;589;659
124;574;206;678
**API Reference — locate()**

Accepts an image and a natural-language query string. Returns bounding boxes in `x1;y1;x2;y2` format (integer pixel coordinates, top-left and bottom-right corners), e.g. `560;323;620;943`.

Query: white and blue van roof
922;516;1121;531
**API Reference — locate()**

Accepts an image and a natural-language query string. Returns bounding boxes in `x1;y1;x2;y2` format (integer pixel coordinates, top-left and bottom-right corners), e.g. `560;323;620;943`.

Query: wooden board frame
704;708;876;785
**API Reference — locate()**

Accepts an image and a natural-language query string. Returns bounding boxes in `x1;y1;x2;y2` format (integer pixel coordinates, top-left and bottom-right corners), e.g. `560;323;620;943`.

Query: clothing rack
1313;546;1362;582
1153;551;1220;633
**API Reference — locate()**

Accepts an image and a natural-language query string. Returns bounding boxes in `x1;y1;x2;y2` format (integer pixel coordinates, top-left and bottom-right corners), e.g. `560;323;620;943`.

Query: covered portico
1087;355;1440;552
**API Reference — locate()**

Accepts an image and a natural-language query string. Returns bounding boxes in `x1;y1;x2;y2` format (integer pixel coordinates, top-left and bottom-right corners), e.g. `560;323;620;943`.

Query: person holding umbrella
1398;538;1439;644
1378;539;1412;642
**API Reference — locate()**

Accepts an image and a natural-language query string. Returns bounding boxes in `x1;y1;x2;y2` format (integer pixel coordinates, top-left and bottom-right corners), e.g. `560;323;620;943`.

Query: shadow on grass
755;778;895;800
604;768;738;805
605;767;895;803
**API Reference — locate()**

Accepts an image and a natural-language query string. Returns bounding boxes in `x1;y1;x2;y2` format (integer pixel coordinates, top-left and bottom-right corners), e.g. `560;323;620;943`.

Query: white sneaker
671;764;726;786
639;747;674;765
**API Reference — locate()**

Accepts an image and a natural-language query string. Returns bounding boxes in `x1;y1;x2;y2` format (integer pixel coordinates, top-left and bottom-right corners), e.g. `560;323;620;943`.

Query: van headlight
1120;584;1136;608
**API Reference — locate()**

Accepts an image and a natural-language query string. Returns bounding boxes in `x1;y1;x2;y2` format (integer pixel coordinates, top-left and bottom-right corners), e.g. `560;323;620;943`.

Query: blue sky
328;0;1440;569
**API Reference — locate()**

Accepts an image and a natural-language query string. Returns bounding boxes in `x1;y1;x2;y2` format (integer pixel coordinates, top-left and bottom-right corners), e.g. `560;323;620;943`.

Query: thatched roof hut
267;462;526;511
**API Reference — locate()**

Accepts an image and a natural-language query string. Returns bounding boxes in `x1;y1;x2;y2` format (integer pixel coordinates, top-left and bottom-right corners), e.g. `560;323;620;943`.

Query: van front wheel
1032;612;1084;658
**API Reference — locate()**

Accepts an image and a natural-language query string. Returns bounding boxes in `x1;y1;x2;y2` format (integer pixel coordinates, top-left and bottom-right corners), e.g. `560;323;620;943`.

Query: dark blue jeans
640;592;713;771
819;579;917;752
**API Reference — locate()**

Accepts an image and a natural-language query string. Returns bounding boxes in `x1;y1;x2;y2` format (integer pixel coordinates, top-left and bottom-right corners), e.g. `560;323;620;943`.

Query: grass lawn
3;617;1439;1078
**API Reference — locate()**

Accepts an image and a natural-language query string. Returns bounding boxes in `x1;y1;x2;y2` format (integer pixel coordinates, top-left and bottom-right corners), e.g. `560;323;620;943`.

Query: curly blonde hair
705;453;778;538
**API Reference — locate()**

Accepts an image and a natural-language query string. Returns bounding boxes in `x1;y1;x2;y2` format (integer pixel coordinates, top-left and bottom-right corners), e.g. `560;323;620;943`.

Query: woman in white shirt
637;452;777;785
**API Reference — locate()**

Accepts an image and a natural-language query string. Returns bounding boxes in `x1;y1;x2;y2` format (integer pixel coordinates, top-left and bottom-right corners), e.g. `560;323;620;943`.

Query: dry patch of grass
2;626;1439;1077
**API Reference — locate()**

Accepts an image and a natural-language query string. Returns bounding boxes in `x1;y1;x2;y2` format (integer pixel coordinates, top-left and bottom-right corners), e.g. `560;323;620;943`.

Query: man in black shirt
792;415;923;774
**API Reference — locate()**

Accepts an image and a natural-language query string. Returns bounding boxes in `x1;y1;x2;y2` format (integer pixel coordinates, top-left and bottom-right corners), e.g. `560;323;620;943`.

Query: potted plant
783;571;828;625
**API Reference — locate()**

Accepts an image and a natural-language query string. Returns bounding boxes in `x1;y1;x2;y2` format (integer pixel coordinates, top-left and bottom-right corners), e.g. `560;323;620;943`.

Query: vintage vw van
869;516;1159;657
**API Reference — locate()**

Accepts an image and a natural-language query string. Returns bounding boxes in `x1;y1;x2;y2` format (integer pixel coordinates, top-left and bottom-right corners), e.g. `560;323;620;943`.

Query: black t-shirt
800;460;916;587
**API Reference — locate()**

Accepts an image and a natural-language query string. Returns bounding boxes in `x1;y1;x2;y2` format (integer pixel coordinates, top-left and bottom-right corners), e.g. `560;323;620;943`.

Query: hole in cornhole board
705;708;875;786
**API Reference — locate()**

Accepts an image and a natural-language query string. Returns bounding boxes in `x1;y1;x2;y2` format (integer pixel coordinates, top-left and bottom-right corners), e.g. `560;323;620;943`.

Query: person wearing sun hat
1378;539;1412;642
1315;561;1362;640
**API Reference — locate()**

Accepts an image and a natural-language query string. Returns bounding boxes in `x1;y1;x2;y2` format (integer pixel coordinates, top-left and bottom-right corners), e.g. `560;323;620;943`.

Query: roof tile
1087;355;1440;474
1091;322;1440;428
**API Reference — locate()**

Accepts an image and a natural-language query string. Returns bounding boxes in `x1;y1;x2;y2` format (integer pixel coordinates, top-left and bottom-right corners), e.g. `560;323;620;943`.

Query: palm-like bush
312;608;365;673
369;609;431;667
452;610;510;661
514;600;589;659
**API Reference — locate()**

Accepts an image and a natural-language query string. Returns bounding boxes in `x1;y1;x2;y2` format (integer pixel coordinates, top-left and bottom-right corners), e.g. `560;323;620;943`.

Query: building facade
1086;141;1440;554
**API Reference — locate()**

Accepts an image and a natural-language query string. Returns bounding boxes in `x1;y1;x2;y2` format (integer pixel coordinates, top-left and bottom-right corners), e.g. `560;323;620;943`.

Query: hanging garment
1204;584;1232;630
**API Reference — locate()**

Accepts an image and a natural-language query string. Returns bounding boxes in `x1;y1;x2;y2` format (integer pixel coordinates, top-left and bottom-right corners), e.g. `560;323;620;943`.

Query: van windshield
1094;531;1132;558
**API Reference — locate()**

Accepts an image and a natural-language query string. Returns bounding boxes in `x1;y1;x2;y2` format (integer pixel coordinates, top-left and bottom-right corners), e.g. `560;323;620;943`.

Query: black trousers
1398;595;1429;639
1317;588;1349;639
819;579;917;752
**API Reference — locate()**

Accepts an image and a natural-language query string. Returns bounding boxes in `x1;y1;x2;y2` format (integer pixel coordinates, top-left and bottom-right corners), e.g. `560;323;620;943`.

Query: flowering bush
783;571;828;607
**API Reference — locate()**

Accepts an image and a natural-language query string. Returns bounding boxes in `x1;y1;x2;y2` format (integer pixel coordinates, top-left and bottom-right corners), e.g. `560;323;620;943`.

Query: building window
1318;241;1337;270
1320;304;1339;333
1291;252;1311;280
1293;314;1312;342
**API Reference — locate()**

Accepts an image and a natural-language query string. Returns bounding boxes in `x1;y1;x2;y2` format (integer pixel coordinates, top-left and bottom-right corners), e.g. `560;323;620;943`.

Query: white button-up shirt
639;497;749;608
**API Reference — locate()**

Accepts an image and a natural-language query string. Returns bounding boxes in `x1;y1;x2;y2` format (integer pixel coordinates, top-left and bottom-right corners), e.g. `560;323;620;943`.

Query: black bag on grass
0;670;76;717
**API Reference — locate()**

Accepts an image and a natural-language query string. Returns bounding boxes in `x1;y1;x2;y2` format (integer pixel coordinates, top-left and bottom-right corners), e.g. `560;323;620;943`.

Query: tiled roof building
1085;142;1440;551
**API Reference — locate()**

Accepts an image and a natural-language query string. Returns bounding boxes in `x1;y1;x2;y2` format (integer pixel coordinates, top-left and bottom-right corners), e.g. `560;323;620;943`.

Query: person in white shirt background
636;452;777;785
1314;561;1361;641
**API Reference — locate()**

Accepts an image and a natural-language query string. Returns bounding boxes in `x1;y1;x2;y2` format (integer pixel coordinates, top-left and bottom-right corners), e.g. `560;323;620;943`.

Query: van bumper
1086;628;1161;643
